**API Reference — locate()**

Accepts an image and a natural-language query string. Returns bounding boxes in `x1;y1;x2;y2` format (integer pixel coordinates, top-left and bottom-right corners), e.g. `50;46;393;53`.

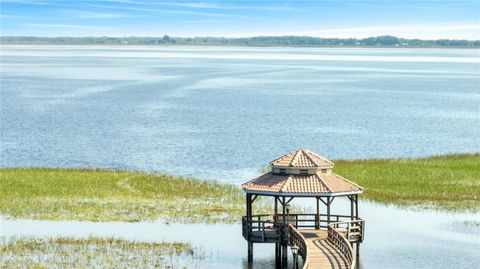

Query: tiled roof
270;148;334;168
242;172;362;195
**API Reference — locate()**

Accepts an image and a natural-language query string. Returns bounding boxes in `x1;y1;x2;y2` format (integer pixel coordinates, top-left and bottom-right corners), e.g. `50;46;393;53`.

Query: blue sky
1;0;479;39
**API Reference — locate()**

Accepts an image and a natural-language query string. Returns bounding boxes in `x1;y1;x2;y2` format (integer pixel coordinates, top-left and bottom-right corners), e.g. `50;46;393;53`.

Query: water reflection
1;201;478;269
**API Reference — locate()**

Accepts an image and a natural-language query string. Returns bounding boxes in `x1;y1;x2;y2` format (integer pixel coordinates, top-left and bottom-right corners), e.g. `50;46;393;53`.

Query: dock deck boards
300;230;349;269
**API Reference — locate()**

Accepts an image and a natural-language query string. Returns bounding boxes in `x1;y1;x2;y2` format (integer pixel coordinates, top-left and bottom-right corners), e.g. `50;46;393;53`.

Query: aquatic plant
0;236;197;269
0;168;271;223
334;154;480;211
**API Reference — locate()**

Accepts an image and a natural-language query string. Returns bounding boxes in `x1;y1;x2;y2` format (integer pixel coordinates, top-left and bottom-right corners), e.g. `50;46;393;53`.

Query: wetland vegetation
0;154;478;223
0;237;196;269
335;153;480;211
0;168;270;223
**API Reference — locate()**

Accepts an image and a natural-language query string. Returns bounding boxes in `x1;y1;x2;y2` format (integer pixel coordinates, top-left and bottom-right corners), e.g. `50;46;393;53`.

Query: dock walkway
242;213;364;269
299;230;349;269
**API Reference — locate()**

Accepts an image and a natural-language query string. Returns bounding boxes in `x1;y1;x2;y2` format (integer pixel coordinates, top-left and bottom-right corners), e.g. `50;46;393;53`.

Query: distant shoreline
2;42;479;49
2;35;479;48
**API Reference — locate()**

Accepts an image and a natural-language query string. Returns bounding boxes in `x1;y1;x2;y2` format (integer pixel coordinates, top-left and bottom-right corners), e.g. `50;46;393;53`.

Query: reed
334;153;480;211
0;168;270;223
0;236;196;269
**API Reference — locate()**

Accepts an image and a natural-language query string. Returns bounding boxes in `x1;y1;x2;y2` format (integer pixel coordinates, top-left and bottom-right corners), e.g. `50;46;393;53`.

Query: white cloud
73;11;129;19
23;23;114;31
150;1;298;11
0;0;48;4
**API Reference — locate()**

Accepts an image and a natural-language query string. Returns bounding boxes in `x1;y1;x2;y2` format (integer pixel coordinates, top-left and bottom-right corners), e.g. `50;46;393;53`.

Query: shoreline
2;43;479;49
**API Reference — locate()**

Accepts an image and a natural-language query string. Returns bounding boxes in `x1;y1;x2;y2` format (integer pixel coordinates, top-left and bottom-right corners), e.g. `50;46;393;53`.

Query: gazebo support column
354;194;360;267
355;194;359;219
274;196;280;268
281;196;287;268
275;243;280;269
350;195;354;220
274;196;278;221
248;242;253;263
327;197;331;224
316;197;320;229
246;193;253;263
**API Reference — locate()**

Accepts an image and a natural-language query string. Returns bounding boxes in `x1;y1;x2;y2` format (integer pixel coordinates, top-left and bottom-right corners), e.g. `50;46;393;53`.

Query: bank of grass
334;153;480;211
0;168;269;223
0;237;196;269
1;154;478;223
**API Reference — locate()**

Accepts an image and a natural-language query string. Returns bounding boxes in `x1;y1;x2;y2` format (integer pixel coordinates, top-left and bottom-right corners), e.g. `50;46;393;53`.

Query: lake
1;45;479;268
1;45;479;182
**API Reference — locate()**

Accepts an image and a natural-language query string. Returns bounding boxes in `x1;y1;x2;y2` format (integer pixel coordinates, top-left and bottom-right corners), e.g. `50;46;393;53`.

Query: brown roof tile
242;172;362;195
270;148;334;168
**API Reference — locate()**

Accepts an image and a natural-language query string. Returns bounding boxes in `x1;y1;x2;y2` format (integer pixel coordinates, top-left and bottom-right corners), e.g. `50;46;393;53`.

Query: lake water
1;46;479;268
1;45;479;182
2;200;479;269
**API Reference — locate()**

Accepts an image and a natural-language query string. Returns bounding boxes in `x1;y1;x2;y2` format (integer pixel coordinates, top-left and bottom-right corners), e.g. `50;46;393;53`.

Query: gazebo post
350;195;354;220
326;197;331;224
281;196;288;268
274;196;278;221
274;196;280;268
316;197;320;229
355;194;359;219
246;193;253;263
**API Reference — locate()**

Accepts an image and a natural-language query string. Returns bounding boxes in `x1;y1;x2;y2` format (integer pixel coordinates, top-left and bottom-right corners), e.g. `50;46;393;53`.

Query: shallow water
1;45;479;182
1;201;479;269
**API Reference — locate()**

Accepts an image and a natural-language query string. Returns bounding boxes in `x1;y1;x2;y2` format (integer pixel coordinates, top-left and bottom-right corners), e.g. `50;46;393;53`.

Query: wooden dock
299;230;349;269
243;213;364;269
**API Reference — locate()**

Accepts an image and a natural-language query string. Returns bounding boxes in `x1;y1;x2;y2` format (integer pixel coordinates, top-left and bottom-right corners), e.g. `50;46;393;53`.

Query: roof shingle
270;148;334;168
242;172;362;195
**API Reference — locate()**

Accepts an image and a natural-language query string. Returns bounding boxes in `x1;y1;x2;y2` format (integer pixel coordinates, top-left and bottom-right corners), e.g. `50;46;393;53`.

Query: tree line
1;35;479;47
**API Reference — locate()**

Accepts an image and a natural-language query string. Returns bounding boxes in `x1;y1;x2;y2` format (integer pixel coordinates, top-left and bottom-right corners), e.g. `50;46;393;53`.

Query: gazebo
241;149;365;269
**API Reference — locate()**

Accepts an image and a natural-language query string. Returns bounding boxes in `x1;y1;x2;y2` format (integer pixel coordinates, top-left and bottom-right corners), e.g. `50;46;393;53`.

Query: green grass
0;237;197;269
0;168;269;223
334;153;480;211
0;154;478;223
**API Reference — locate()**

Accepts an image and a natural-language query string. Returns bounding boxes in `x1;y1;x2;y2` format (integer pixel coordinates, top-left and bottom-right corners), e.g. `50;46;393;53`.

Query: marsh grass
1;154;478;223
334;154;480;211
0;168;271;223
0;237;197;269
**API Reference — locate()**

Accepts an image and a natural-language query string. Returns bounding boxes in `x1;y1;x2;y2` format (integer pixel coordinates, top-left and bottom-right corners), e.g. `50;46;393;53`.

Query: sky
1;0;479;39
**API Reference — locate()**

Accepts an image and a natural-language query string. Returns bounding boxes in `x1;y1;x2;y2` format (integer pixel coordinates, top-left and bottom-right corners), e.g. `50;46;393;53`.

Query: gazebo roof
242;149;362;197
270;148;334;168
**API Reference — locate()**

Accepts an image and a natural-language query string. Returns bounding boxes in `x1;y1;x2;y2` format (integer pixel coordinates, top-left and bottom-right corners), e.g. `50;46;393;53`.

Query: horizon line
1;35;479;42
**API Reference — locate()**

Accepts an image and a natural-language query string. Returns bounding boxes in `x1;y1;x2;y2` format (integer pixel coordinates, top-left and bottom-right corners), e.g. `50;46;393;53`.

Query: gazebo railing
242;213;358;242
243;214;364;269
327;219;364;269
329;219;365;243
242;215;281;242
274;213;354;229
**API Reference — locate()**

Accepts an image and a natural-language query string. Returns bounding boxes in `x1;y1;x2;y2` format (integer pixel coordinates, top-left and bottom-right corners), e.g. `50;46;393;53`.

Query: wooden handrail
289;224;309;269
327;219;364;269
243;215;364;269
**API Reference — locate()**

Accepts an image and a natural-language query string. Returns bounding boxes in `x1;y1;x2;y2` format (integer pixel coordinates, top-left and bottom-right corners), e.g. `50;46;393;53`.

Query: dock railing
327;219;364;269
289;224;309;269
242;214;364;269
242;214;279;242
242;213;360;241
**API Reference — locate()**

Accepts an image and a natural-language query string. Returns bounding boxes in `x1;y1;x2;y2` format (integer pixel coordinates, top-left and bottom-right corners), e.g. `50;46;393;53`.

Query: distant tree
1;35;478;47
